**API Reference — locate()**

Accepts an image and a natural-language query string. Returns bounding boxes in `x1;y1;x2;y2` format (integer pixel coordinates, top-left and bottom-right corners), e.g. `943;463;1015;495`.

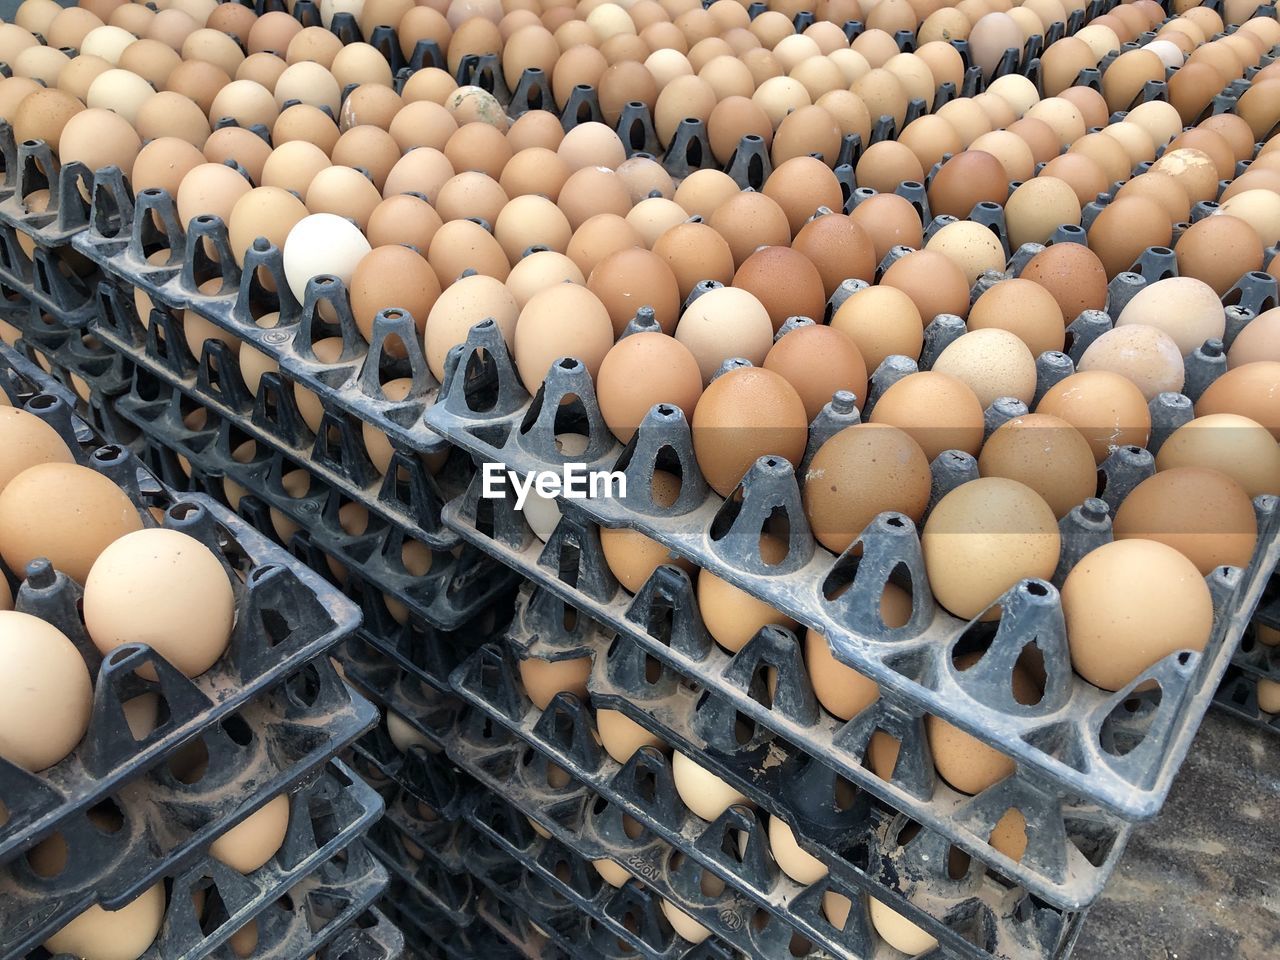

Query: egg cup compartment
333;634;469;753
0;336;77;411
74;178;456;466
0;222;100;330
446;697;937;960
1226;575;1280;681
320;906;406;960
87;276;466;556
1213;664;1280;734
0;126;101;250
33;761;384;960
366;817;476;926
471;875;578;960
0;658;379;958
110;371;519;633
463;787;741;960
379;883;504;960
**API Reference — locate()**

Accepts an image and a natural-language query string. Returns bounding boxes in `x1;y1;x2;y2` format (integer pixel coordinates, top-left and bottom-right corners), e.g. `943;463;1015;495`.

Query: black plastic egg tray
0;126;100;250
314;905;405;960
0;656;377;958
464;783;777;960
1213;665;1280;734
0;336;76;409
110;365;521;631
32;761;383;960
85;269;466;555
424;237;1278;819
380;885;518;960
0;400;365;869
449;645;1085;960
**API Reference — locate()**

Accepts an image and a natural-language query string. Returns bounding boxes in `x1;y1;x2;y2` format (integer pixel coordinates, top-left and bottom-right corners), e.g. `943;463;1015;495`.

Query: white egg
282;213;371;304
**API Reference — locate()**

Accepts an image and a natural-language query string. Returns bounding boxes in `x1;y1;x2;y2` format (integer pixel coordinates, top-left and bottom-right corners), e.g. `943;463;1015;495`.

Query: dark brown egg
928;150;1009;219
792;213;877;298
1019;243;1108;323
1170;62;1226;126
1088;196;1173;278
732;246;827;330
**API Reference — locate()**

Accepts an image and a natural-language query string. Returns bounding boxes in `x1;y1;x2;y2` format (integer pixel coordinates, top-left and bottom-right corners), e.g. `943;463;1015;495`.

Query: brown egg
829;285;923;373
600;477;696;595
227;186;307;268
1169;62;1226;127
339;83;403;133
692;367;809;496
498;146;570;201
672;169;739;220
938;98;995;147
1005;177;1082;248
443;122;512;181
969;130;1036;182
57;107;142;180
766;325;869;424
1113;467;1257;574
165;60;231;116
131;137;207;198
48;8;105;50
1196;362;1280;439
1042;37;1095;97
513;283;613;392
350;245;441;355
1150;148;1220;206
1115;171;1191;225
1176;217;1263;297
385;148;455;202
926;654;1041;790
1238;79;1280;141
599;61;659;127
1007;116;1061;166
791;213;877;299
1059;86;1111;132
54;56;110;105
881;250;971;324
1102;49;1165;113
968;278;1066;357
1068;132;1133;188
803;423;929;553
558;122;626;173
1038;153;1108;210
1156;413;1280;499
427;218;510;284
305;166;382;230
365;196;441;256
772;104;843;167
436;171;510;228
979;413;1097;518
848;194;924;263
506;111;564;153
13;89;83;149
117;38;181;89
709;192;792;269
1199;113;1256;163
557;166;631;230
1035;370;1151;462
926;221;1007;287
706;96;773;165
270;104;338;154
566;214;644;277
852;68;909;128
1088;196;1173;278
869;371;984;461
855;141;926;195
597;335;702;443
654;75;716;146
673;286;773;383
652;222;735;302
1229;311;1280;368
588;247;681;336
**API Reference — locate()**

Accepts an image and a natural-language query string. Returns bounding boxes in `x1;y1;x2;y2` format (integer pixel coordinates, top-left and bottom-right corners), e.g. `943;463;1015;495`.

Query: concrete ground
1074;709;1280;959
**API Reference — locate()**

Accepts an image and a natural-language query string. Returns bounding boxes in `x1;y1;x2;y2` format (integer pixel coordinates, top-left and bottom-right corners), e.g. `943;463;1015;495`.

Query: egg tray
422;233;1280;811
0;423;367;866
31;761;384;960
343;720;469;816
108;366;521;633
463;781;796;960
445;697;984;960
317;906;406;960
0;226;101;332
365;817;477;926
379;886;522;960
1228;575;1280;682
86;272;468;556
472;886;573;960
0;335;77;410
0;657;379;959
450;644;1086;960
1213;665;1280;735
520;584;1087;960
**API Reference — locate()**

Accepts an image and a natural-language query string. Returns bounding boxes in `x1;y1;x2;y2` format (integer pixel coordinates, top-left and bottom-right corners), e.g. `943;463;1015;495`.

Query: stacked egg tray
0;123;135;438
1213;573;1280;730
0;344;388;958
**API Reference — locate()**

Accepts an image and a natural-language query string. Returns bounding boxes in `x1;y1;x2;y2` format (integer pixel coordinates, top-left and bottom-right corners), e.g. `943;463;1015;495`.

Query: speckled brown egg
1019;243;1108;321
732;247;826;331
791;213;877;299
427;218;510;284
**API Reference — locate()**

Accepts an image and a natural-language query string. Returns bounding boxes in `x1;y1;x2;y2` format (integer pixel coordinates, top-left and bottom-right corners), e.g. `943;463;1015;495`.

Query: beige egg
925;221;1007;287
423;273;519;381
0;612;92;772
932;329;1036;408
1116;277;1226;356
209;793;290;872
1078;325;1185;400
597;709;668;763
43;884;165;960
518;655;592;710
869;899;938;956
1006;177;1082;248
672;751;753;820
